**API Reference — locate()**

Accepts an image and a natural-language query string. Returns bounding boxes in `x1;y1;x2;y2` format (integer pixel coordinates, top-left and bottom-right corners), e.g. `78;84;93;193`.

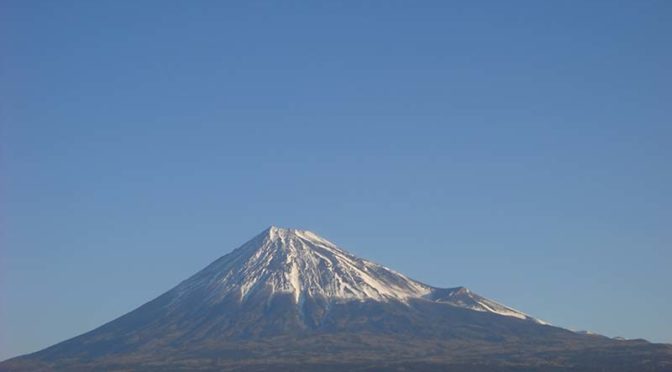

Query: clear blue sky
1;0;670;361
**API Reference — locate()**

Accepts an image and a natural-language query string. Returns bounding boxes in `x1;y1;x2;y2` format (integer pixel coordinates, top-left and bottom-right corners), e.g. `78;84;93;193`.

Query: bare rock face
2;227;671;371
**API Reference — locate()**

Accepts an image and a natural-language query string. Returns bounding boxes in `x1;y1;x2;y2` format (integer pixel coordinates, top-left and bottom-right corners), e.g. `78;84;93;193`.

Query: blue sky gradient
1;1;671;360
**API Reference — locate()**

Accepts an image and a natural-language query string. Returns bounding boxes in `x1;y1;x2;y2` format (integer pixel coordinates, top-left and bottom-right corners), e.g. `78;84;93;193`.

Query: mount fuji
2;227;671;371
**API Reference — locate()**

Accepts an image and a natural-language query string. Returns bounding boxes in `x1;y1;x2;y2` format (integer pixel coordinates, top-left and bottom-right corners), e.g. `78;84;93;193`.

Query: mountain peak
263;225;329;246
176;227;431;305
265;225;300;236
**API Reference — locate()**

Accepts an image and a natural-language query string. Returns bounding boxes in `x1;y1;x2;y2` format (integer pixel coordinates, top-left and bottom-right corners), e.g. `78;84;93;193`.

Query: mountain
2;227;671;371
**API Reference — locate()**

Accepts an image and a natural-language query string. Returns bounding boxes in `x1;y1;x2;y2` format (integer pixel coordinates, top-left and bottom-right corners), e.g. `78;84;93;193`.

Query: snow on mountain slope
173;226;431;304
429;287;547;325
171;226;545;324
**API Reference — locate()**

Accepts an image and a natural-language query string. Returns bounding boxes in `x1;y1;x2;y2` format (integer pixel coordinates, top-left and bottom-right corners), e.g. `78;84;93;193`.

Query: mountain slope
2;227;671;371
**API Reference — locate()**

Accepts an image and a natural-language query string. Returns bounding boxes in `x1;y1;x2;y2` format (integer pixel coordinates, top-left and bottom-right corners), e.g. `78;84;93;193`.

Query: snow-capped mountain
175;226;431;304
172;226;543;323
2;227;670;371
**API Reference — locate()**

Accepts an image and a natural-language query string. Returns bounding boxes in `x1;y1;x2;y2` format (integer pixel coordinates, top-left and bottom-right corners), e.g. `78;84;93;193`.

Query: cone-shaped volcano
2;227;670;371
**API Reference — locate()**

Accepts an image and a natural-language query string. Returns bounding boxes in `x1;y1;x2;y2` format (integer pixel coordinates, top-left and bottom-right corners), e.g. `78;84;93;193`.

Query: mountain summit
2;227;671;371
181;226;543;323
187;226;432;304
